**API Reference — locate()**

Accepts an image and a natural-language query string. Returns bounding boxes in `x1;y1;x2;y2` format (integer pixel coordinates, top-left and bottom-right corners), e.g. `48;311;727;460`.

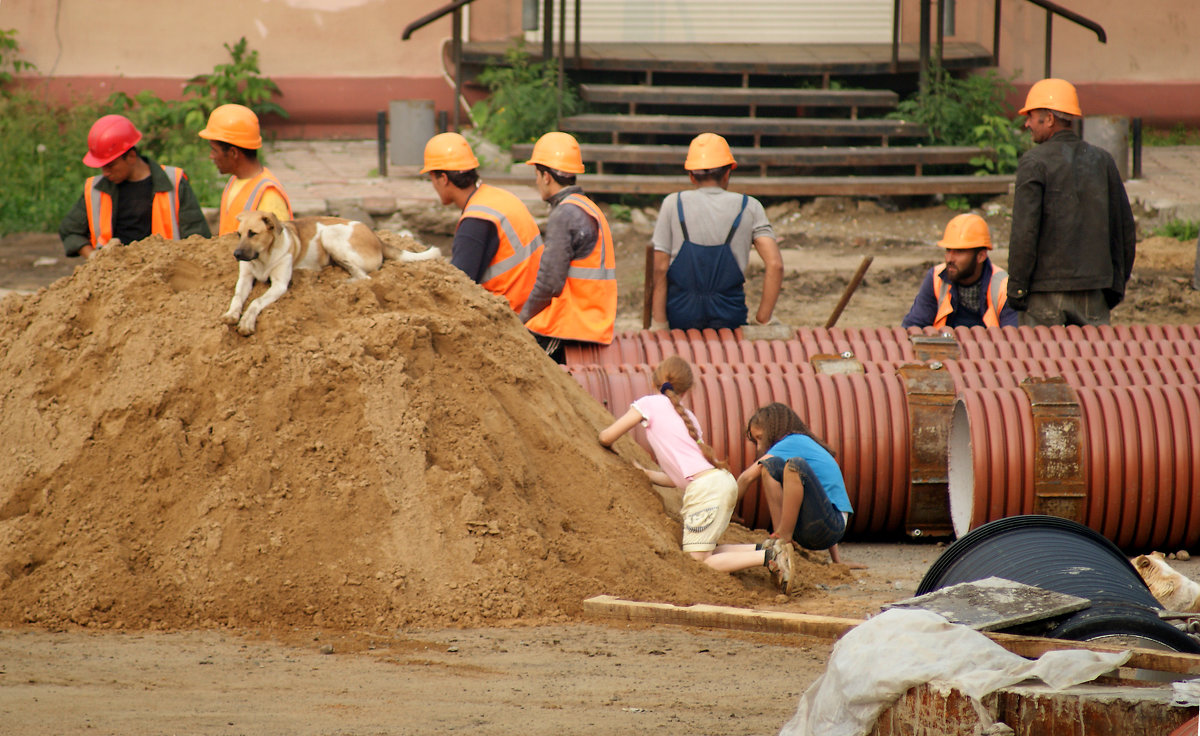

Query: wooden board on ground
583;595;1200;677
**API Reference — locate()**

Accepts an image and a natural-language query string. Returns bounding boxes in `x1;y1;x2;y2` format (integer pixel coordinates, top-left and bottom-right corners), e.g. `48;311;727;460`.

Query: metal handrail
402;0;476;131
401;0;473;41
895;0;1107;92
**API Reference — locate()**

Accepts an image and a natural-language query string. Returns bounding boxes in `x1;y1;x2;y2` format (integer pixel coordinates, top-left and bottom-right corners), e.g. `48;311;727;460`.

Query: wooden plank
510;143;989;168
562;113;927;138
484;174;1014;197
461;41;993;76
580;84;898;108
583;595;1200;676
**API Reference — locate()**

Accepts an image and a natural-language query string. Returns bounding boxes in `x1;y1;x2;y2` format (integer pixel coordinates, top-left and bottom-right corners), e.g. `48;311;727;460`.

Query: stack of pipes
566;326;1200;552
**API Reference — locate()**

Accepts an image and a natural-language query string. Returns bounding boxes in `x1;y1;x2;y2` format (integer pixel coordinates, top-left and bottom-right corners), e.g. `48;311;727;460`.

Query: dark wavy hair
745;402;835;457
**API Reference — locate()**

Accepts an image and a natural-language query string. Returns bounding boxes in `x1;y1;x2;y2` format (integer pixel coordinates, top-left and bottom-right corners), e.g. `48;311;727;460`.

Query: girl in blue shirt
736;402;854;565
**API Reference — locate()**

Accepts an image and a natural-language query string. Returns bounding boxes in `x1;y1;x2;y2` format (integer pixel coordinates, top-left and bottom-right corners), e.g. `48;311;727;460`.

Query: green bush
0;35;286;234
1151;219;1199;241
470;41;579;150
891;60;1029;175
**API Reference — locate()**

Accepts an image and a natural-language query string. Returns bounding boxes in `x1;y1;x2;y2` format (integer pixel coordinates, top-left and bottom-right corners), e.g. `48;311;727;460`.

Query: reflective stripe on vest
932;263;1009;328
217;167;293;235
525;192;618;344
84;166;184;247
459;183;543;312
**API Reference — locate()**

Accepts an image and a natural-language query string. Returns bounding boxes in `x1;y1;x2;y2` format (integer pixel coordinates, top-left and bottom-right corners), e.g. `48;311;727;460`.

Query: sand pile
0;232;844;632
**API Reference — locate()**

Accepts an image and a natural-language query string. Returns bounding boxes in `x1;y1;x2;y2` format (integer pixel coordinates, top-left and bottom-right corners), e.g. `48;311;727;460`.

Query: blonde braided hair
652;356;728;470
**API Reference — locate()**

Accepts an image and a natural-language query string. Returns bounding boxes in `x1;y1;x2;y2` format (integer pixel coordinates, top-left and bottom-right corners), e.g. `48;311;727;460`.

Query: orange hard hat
939;213;993;250
684;132;737;171
198;104;263;149
1019;78;1082;117
420;132;480;173
83;114;142;167
525;131;585;174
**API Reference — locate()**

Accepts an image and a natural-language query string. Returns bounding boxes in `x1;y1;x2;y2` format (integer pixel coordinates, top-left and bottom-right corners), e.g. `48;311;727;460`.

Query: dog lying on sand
222;211;441;335
1133;552;1200;612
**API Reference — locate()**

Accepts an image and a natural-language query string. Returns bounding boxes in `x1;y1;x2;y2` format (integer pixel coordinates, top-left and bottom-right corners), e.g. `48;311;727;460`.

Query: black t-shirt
450;217;500;283
112;176;154;245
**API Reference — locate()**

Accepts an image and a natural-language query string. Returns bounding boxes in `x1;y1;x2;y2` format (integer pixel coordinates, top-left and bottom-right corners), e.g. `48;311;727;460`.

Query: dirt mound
0;233;859;632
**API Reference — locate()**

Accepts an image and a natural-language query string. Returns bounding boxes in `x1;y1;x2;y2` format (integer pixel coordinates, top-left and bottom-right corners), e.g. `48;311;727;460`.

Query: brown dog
221;211;440;335
1133;552;1200;612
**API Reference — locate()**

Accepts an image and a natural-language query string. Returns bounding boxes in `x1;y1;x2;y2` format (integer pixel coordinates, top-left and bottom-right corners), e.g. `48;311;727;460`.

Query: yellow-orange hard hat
1019;78;1082;117
198;104;264;149
420;132;480;173
525;131;585;174
939;213;993;250
684;132;737;171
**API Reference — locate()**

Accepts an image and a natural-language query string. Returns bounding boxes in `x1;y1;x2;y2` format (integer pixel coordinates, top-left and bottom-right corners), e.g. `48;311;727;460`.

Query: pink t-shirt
631;394;714;489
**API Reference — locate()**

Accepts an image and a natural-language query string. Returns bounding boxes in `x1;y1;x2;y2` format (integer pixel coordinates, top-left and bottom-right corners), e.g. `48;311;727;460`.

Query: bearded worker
902;213;1017;329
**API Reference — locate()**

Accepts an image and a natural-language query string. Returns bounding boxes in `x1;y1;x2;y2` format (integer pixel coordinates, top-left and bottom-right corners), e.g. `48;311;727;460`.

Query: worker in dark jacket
903;213;1017;329
521;132;617;363
1006;78;1137;326
60;114;210;258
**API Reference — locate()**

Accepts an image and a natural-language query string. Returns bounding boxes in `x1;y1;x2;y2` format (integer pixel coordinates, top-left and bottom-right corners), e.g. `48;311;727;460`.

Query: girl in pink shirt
599;356;797;591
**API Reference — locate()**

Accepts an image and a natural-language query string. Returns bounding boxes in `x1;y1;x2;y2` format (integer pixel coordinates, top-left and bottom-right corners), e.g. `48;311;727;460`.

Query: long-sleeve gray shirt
519;185;599;322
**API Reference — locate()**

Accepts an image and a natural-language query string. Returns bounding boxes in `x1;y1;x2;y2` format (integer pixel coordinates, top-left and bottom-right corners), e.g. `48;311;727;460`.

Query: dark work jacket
1007;129;1136;306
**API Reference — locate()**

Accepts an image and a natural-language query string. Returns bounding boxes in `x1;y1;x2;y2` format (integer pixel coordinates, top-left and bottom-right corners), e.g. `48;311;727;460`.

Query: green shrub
0;36;286;234
470;41;579;150
891;59;1029;175
1151;219;1199;241
1143;124;1200;147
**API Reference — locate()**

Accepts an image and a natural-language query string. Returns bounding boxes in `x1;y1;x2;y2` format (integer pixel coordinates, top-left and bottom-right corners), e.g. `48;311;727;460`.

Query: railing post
891;0;900;73
918;0;931;94
557;0;565;126
992;0;1001;66
574;0;581;67
542;0;554;63
1043;9;1052;77
935;0;945;76
452;7;463;132
1131;117;1143;180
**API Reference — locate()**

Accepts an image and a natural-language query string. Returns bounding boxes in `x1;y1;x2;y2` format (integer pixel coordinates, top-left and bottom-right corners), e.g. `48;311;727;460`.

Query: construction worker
199;103;293;235
521;132;617;363
1007;78;1136;326
422;132;542;313
651;132;783;331
60;114;210;258
902;213;1017;329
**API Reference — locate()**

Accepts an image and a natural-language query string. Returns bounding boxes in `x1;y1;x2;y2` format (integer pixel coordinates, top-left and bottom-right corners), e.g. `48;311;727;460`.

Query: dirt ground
1;198;1198;736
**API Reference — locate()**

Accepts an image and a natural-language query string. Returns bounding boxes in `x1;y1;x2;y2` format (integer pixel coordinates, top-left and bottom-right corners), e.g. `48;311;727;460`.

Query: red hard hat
83;115;142;168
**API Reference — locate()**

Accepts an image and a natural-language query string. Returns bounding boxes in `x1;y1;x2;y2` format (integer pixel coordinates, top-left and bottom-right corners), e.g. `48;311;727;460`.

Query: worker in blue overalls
650;133;784;331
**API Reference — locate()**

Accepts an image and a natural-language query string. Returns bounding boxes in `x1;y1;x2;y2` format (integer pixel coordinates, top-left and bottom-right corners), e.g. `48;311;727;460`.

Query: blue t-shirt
765;434;853;514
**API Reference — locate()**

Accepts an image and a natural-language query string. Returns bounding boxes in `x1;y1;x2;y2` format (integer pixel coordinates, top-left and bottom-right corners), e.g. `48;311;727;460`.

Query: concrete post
1083;115;1130;181
388;100;436;170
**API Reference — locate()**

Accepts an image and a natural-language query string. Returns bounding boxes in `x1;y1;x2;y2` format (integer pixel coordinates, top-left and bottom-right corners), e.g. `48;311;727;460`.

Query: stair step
580;84;899;109
485;174;1013;197
562;113;926;139
511;143;988;168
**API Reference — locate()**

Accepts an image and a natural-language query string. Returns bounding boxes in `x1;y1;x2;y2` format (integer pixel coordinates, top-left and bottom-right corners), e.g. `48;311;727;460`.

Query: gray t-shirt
651;186;775;273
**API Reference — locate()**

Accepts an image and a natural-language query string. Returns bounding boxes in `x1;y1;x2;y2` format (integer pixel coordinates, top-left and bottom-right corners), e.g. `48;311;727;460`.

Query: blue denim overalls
665;192;749;330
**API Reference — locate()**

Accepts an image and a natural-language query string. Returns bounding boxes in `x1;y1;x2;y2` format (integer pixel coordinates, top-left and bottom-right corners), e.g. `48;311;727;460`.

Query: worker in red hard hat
1007;78;1136;326
60;114;211;258
199;104;293;235
902;213;1017;329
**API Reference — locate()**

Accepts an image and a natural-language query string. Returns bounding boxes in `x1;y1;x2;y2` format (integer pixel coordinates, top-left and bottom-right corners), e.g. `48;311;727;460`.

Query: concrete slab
883;576;1090;631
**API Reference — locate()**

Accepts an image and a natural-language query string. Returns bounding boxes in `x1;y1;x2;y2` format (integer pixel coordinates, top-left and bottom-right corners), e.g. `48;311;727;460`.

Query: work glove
650;319;670;331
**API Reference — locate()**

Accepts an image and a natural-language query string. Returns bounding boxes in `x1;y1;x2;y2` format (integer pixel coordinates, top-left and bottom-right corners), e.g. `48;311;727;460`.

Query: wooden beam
483;174;1014;197
562;113;928;138
509;143;991;169
583;596;1200;676
580;84;899;108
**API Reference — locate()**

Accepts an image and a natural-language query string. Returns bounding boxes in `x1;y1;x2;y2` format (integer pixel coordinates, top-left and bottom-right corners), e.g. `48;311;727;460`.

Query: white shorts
680;469;738;552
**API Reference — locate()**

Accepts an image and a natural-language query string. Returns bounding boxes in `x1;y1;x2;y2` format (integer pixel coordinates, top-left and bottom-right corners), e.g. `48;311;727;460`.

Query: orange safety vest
459;183;543;312
525;193;617;344
932;262;1009;328
84;167;183;248
217;167;293;235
